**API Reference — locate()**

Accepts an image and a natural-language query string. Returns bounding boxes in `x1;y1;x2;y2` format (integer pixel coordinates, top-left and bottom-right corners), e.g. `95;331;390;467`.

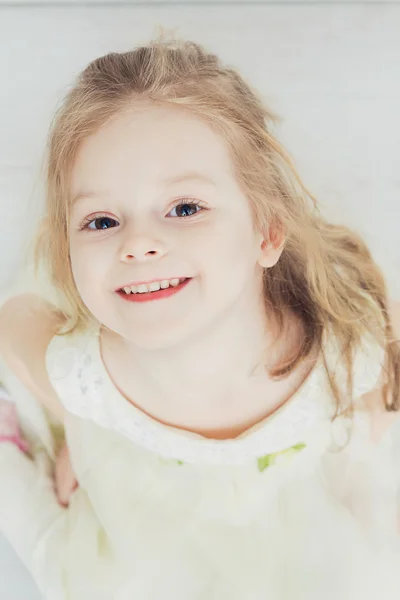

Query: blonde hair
34;33;399;421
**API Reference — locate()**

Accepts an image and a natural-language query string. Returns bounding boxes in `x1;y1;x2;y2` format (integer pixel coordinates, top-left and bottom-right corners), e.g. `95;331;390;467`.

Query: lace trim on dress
45;325;384;466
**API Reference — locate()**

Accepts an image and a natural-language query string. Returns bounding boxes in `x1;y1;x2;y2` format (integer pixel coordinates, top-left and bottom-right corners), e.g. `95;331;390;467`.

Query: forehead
70;104;236;199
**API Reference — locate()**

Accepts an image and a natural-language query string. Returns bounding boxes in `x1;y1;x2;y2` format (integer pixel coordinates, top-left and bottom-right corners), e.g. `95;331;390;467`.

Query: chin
110;317;198;351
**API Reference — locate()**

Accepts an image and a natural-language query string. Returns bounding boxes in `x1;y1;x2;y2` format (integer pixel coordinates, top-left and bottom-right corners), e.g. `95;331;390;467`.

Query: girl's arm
0;293;78;506
0;293;67;423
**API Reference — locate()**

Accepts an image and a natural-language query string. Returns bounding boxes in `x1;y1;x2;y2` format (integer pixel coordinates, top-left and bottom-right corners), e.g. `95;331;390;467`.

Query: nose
119;225;168;263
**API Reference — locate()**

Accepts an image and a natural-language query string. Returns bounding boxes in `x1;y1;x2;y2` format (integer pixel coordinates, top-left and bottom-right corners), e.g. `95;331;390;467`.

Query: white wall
0;1;399;597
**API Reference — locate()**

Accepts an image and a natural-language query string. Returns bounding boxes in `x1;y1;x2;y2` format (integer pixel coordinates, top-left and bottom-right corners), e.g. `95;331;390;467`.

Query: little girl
1;34;400;600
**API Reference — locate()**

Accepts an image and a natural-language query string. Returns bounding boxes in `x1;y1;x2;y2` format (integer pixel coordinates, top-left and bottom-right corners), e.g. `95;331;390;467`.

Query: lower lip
117;278;192;303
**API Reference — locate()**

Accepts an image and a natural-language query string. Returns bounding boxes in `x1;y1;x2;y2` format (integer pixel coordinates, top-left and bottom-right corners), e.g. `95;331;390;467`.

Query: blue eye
167;197;207;218
81;216;119;231
79;198;207;232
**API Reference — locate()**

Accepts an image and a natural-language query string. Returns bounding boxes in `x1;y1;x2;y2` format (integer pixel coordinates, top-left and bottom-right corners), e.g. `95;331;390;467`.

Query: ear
257;223;286;268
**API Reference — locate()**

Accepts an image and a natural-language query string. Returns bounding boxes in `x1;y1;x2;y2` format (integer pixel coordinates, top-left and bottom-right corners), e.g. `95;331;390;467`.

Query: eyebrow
71;172;218;205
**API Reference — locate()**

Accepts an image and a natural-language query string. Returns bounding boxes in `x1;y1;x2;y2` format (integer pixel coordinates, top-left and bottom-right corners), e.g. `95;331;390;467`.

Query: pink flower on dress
0;396;30;454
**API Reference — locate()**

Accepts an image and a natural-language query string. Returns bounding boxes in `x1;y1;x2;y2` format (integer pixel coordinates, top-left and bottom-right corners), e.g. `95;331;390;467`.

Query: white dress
1;323;400;600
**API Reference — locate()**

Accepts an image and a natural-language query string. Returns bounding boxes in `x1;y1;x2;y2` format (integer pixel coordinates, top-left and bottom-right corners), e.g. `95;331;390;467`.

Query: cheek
202;220;258;273
69;240;108;293
197;221;260;294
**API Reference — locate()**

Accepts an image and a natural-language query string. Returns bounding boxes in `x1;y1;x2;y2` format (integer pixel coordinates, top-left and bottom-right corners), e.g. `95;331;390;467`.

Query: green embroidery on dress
159;457;185;466
257;442;306;472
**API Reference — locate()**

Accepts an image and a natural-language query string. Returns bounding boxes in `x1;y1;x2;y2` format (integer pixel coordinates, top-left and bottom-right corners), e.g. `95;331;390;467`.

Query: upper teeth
122;278;186;294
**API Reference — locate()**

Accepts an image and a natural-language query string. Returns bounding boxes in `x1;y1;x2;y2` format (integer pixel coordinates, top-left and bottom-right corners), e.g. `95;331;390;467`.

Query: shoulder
0;293;68;421
0;293;66;361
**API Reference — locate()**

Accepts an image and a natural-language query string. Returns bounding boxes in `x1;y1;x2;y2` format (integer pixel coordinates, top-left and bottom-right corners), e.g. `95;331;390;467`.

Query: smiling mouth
116;277;192;303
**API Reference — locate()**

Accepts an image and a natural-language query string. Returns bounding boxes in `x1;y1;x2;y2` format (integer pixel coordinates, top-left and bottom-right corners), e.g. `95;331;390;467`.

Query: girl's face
69;103;272;348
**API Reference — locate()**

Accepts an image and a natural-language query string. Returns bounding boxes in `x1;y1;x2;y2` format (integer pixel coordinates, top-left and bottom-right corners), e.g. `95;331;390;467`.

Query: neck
102;287;283;409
